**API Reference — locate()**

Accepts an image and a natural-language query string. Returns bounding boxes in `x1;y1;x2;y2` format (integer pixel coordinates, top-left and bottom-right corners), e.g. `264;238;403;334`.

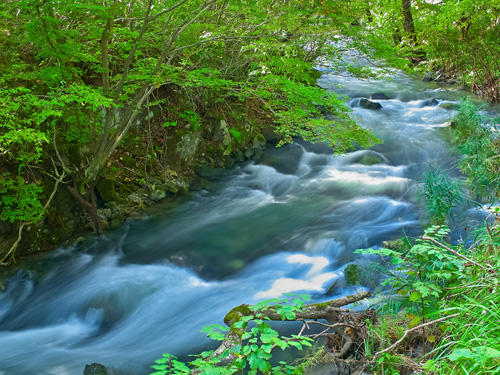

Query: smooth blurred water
0;57;496;374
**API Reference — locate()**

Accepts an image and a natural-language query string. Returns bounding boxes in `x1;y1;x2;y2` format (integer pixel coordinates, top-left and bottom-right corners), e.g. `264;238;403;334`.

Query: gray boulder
423;71;436;82
421;98;439;107
351;98;382;110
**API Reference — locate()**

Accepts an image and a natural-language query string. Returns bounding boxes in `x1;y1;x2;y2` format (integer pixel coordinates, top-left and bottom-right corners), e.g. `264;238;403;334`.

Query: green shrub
420;169;462;225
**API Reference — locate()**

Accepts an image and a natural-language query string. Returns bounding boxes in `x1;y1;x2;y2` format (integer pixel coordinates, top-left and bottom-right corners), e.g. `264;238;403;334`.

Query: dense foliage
342;0;500;101
0;0;379;260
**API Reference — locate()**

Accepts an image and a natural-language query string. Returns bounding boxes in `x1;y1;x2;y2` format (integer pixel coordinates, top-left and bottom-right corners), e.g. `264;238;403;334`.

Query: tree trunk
66;184;102;234
401;0;416;41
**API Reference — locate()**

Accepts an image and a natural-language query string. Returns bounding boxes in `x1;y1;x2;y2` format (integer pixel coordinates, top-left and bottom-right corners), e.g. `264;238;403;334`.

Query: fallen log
215;291;374;363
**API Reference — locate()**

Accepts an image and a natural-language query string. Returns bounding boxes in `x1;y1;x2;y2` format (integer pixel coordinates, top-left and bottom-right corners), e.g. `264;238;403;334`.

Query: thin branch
100;0;118;96
149;0;189;23
0;170;66;264
421;236;491;271
374;313;460;358
167;34;272;56
164;0;219;65
114;0;154;98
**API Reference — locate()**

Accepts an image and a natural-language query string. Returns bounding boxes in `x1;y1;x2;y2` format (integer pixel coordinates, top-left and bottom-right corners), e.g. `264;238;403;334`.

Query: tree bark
66;184;102;234
401;0;416;41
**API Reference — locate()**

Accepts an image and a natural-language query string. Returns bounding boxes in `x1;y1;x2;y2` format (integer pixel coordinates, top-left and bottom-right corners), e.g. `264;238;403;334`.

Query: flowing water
0;56;496;375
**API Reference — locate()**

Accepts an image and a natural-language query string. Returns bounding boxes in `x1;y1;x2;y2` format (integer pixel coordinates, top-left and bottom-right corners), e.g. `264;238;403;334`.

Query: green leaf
449;348;474;361
409;291;421;302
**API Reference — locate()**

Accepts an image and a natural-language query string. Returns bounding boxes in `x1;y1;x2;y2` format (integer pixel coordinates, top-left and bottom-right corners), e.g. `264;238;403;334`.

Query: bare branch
374;313;460;358
0;170;66;264
100;0;118;96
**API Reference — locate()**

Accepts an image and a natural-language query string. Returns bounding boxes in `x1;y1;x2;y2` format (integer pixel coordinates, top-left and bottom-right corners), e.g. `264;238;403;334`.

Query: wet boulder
195;164;223;179
351;98;382;110
349;150;387;165
357;154;384;165
421;98;439;107
370;92;390;100
83;363;108;375
423;71;436;82
439;102;460;111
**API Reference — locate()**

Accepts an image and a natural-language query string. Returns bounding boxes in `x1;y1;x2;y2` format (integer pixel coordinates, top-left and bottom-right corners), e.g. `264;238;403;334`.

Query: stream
0;54;497;375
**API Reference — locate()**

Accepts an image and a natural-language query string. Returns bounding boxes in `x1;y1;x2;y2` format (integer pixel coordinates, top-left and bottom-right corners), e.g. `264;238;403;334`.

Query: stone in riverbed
423;71;436;82
421;98;439;107
439;102;460;111
357;154;385;165
83;363;108;375
370;92;390;100
351;98;382;110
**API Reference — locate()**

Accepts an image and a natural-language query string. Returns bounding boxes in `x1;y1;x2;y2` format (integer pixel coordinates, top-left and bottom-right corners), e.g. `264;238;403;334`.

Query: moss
299;346;327;371
382;238;405;250
96;179;117;202
439;102;460;111
224;304;252;326
312;301;331;310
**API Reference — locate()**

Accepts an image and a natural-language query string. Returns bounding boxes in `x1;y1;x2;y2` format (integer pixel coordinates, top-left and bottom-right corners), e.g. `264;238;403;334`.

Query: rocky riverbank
0;88;278;268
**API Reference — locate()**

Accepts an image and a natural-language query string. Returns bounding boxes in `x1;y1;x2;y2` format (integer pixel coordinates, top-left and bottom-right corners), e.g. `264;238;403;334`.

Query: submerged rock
370;92;390;100
351;98;382;110
357;154;384;165
439;102;460;111
421;98;439;107
349;150;387;166
83;363;108;375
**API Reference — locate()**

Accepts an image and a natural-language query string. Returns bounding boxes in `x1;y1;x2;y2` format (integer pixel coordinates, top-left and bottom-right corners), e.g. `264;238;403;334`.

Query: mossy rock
224;304;252;326
382;238;405;250
357;154;384;166
253;133;267;149
96;179;117;202
176;132;201;162
83;363;108;375
439;102;460;111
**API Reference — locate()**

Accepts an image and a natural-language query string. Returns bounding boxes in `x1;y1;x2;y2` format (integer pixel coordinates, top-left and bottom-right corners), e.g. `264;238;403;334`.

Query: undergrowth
358;98;500;374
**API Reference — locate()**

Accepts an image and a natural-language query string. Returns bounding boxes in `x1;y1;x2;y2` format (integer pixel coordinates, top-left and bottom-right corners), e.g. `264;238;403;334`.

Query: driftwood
215;291;373;363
